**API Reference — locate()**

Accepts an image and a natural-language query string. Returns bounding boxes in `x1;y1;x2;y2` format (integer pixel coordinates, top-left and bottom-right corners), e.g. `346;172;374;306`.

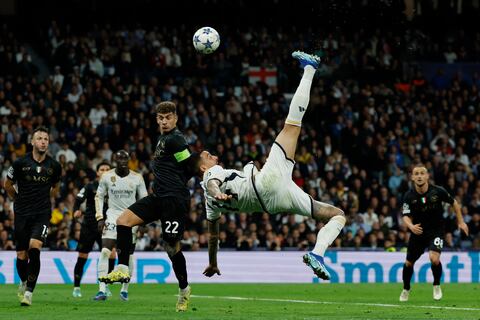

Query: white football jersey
95;169;148;220
202;162;263;220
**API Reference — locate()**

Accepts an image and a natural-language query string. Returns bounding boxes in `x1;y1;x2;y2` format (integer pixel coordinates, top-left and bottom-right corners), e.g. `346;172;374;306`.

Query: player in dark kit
100;101;194;312
3;127;62;306
399;163;469;302
72;161;114;298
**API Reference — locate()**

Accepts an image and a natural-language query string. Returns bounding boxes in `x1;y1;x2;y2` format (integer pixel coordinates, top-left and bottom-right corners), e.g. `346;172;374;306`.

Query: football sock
98;248;111;292
116;225;132;266
402;264;414;290
170;251;188;289
16;258;28;282
26;248;41;292
431;262;442;285
108;258;116;273
312;215;346;256
121;255;134;292
285;65;315;127
73;257;87;287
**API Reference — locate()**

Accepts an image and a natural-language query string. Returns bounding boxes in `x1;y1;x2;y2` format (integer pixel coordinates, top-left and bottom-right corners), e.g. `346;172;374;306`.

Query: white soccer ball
192;27;220;54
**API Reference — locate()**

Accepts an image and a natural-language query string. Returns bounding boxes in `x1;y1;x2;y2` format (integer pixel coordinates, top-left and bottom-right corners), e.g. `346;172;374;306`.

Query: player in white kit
194;51;346;280
94;150;148;300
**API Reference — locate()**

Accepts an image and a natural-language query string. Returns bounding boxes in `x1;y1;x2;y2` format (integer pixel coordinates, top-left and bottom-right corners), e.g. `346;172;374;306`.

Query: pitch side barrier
0;251;478;284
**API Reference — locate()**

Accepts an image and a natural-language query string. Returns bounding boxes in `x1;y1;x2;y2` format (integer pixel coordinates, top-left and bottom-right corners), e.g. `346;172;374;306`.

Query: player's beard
36;147;47;155
415;181;425;188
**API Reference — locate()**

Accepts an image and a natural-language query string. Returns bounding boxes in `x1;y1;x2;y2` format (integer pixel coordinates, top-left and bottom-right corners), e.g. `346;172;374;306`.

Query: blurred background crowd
0;0;479;253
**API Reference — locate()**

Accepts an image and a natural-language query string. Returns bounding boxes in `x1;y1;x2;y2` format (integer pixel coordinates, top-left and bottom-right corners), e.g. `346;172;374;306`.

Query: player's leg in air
276;51;346;280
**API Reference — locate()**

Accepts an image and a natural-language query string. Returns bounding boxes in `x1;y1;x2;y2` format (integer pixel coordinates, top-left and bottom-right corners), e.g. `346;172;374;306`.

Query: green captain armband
174;149;191;162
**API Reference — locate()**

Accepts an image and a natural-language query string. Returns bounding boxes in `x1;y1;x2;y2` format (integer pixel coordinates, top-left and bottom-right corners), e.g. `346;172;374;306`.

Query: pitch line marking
188;294;480;312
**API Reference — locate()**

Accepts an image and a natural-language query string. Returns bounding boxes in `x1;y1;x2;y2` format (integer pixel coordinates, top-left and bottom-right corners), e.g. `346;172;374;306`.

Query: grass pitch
0;283;478;319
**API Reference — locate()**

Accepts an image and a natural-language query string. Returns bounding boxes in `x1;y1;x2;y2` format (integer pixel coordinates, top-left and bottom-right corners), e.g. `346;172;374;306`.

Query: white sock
98;248;111;292
286;65;315;127
121;255;134;292
312;215;346;256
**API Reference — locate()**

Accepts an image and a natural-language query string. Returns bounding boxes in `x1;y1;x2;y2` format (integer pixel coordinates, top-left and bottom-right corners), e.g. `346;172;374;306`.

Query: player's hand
458;221;469;236
203;264;221;277
97;219;105;234
215;193;232;201
73;210;82;219
409;223;423;235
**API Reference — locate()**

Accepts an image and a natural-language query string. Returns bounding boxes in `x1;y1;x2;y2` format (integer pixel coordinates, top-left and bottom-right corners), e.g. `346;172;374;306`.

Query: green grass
0;283;479;320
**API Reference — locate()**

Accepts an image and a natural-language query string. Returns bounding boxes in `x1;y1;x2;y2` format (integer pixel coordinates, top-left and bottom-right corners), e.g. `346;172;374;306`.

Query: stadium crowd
1;8;480;253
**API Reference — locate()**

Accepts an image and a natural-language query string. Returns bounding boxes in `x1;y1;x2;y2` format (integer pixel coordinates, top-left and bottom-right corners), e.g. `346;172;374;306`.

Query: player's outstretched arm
206;180;232;201
203;219;221;277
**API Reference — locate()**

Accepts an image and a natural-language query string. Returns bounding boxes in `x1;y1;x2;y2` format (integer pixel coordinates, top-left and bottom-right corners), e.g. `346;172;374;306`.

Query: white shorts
103;209;138;242
255;142;313;216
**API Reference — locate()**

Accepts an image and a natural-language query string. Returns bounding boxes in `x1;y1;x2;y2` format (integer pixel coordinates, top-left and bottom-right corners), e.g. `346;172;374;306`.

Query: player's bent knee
78;252;89;259
333;207;345;217
101;247;112;259
17;251;28;260
331;214;346;225
164;241;180;257
405;260;414;267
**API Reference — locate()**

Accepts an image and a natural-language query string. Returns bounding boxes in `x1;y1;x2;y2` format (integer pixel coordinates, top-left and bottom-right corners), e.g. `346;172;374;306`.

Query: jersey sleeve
95;175;108;221
6;158;21;182
204;165;228;189
401;193;413;217
166;134;191;162
438;186;455;205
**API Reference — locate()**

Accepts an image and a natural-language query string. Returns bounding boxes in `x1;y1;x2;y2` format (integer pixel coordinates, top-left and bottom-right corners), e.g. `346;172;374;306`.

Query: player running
399;163;469;302
4;126;62;306
94;150;148;301
72;161;116;298
194;51;346;280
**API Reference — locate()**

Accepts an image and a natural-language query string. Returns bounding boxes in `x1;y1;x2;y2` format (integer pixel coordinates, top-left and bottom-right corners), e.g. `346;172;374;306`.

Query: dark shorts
406;230;445;262
14;214;50;251
128;195;188;243
76;222;102;254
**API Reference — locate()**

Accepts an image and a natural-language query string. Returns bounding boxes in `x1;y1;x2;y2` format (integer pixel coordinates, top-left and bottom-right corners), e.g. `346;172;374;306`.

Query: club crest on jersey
111;176;116;186
47;168;54;175
421;197;426;204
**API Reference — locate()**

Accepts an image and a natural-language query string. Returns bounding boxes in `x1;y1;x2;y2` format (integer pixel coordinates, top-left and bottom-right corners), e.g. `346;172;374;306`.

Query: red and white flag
248;67;277;86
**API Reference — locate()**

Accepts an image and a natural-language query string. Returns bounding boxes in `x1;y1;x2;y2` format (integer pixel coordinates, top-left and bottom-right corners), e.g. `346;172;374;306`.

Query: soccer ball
192;27;220;54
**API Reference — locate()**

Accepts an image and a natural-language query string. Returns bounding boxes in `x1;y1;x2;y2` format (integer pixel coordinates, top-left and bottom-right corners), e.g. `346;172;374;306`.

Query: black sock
431;262;442;285
16;258;28;282
402;263;414;290
170;251;188;289
26;248;41;292
108;258;116;273
73;257;87;287
116;225;132;266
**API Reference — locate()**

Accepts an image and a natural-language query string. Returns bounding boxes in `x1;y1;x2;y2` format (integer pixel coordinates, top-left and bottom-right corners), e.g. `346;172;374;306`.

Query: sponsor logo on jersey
402;203;410;213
